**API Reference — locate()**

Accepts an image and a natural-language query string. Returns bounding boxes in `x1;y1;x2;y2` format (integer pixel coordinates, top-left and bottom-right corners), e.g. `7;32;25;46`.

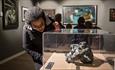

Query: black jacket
23;25;44;64
22;7;53;65
24;28;43;54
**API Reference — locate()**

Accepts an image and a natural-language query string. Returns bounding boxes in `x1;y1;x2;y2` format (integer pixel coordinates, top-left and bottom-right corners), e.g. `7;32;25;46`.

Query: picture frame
110;8;115;21
22;6;28;22
2;0;19;29
43;9;55;18
63;5;97;25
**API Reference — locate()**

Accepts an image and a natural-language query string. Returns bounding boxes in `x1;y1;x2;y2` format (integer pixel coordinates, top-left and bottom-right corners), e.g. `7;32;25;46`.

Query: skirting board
0;51;26;64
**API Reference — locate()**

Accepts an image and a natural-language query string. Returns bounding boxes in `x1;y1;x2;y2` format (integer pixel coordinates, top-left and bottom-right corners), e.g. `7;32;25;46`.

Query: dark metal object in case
65;41;94;64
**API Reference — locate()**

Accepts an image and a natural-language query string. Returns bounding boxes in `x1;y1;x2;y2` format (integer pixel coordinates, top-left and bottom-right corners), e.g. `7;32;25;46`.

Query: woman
74;17;86;29
52;13;65;32
23;6;51;70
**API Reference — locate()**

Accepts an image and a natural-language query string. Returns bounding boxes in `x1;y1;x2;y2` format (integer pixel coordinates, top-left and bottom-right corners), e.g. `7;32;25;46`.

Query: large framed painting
63;5;97;25
110;8;115;21
2;0;19;29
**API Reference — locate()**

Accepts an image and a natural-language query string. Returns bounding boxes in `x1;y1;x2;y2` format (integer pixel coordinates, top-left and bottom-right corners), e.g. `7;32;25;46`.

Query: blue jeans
35;63;42;70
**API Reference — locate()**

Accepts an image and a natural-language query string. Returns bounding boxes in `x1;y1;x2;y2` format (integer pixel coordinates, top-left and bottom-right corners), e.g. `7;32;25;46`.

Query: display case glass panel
41;29;115;70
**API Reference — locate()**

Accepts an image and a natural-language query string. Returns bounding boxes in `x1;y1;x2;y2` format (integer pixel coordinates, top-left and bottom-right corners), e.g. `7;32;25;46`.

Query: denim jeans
35;63;42;70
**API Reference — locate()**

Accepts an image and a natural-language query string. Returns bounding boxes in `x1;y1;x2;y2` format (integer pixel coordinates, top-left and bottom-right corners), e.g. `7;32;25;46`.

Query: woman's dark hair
74;17;86;29
78;17;85;24
66;24;72;29
85;21;92;29
55;13;61;23
54;13;65;28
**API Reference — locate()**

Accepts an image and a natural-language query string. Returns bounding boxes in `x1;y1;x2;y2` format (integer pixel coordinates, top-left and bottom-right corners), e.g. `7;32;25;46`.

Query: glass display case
41;29;115;70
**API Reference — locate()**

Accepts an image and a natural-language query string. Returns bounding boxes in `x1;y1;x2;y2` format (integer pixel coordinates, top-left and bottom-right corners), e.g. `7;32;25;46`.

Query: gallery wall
0;0;115;61
39;0;115;33
0;0;33;60
102;0;115;33
39;0;115;51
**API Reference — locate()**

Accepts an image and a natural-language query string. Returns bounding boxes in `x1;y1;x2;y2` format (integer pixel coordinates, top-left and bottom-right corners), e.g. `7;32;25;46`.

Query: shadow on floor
0;53;35;70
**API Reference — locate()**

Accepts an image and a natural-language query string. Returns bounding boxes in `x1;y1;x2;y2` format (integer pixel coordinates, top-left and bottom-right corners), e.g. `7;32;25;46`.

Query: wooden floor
0;51;114;70
0;52;52;70
0;53;35;70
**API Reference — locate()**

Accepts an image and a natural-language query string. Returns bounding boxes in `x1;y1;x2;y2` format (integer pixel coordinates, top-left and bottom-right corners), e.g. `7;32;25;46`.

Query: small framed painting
22;6;28;22
43;9;55;17
110;8;115;21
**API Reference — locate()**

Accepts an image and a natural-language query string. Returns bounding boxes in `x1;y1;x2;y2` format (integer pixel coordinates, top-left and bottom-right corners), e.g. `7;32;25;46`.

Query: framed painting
63;5;97;25
2;0;19;29
22;6;28;22
43;9;55;18
110;8;115;21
